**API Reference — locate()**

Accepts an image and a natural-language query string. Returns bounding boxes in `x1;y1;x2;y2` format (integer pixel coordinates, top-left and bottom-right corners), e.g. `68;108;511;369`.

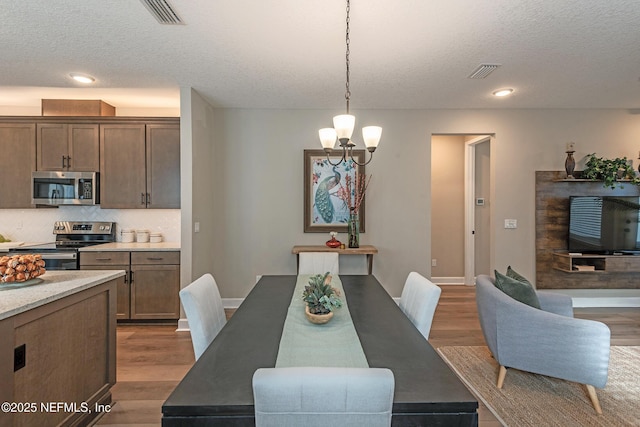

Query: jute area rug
437;346;640;427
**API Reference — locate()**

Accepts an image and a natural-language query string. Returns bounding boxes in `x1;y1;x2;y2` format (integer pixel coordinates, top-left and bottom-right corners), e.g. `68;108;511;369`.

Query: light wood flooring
96;285;640;426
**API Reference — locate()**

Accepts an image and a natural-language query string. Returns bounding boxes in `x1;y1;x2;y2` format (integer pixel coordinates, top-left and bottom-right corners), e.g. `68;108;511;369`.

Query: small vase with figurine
326;231;341;248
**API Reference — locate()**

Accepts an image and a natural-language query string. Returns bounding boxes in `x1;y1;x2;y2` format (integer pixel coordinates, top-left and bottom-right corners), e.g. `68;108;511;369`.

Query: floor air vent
140;0;184;25
467;64;501;79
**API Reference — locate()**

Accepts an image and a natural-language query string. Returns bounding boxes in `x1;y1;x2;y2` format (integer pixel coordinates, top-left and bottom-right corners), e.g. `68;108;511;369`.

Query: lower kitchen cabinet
80;250;180;320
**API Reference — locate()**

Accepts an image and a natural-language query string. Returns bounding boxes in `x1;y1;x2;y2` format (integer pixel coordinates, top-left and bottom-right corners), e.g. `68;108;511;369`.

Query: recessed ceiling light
492;88;514;97
69;73;95;84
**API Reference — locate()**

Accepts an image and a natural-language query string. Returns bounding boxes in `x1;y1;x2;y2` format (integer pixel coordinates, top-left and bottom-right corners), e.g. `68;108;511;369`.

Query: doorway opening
431;134;492;285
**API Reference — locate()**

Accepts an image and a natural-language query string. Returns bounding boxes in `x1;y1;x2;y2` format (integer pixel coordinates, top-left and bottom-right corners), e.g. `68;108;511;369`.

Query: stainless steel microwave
31;171;99;205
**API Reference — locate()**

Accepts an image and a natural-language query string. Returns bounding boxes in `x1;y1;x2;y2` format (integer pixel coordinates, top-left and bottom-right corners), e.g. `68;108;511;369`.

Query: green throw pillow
494;270;541;309
506;265;531;285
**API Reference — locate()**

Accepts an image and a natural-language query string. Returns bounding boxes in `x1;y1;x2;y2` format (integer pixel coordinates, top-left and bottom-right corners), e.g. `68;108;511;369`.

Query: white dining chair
252;367;395;427
399;272;442;340
179;273;227;360
298;252;339;275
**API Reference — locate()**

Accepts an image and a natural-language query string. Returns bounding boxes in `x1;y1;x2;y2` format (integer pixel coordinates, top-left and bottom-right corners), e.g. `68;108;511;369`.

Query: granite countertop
79;242;180;251
0;270;125;320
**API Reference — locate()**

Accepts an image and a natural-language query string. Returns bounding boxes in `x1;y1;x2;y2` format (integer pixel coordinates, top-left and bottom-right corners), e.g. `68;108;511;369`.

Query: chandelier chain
345;0;351;113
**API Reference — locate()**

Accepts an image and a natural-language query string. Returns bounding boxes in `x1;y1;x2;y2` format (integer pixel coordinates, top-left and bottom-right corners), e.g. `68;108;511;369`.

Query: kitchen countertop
0;270;125;320
0;242;25;253
79;242;180;251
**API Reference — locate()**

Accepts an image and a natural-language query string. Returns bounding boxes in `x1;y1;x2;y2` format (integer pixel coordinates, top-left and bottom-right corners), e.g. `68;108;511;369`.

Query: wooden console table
292;245;378;274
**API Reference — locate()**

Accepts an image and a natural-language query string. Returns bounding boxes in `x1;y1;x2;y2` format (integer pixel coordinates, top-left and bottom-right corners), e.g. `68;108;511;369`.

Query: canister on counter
121;229;135;243
136;229;150;243
150;232;163;243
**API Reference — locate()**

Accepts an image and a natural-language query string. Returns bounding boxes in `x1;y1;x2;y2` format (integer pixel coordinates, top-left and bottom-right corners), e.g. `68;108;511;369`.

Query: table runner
275;275;369;368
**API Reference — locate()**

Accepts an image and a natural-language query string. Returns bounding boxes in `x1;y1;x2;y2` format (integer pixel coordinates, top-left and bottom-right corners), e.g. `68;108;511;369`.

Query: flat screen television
568;196;640;254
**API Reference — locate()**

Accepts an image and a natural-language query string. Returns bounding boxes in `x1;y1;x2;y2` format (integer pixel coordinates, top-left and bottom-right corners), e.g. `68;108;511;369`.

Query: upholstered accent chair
179;273;227;360
252;367;395;427
298;252;340;275
475;274;611;414
399;272;442;340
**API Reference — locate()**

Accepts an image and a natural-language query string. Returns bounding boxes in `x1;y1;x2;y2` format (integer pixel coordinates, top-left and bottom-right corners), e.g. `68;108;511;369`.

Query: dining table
162;275;478;426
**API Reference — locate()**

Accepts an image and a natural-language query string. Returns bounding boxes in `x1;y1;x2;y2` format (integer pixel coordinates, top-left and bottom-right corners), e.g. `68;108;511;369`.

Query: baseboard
432;277;471;286
177;298;245;332
223;298;244;309
542;289;640;308
176;318;190;331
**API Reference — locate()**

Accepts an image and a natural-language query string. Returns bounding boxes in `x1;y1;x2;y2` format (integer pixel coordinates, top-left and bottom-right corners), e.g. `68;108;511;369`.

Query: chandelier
318;0;381;167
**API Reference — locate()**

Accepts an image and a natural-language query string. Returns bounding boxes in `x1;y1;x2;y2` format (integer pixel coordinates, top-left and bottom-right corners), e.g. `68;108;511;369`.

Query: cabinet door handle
146;192;151;205
66;156;71;168
95;257;112;261
62;155;66;168
147;257;163;261
124;273;128;284
141;193;145;205
130;271;134;283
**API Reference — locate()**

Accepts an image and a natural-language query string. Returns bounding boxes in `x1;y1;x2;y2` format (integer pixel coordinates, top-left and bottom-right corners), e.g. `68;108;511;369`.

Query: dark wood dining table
162;275;478;426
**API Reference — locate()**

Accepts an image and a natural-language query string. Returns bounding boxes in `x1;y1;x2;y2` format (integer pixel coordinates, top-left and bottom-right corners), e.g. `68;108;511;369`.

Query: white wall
0;207;179;243
0;105;179;117
179;88;217;291
431;135;465;278
193;107;640;299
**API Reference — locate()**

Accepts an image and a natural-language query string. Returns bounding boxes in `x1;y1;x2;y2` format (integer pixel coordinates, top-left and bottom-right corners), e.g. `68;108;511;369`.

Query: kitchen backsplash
0;207;180;243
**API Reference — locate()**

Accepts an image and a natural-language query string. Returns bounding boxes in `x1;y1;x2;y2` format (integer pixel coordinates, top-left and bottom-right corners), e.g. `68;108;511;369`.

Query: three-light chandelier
318;0;381;167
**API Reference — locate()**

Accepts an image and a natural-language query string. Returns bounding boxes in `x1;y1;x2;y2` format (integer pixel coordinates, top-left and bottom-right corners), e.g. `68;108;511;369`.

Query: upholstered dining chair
252;367;395;427
298;252;339;275
399;272;442;340
475;274;610;414
179;273;227;360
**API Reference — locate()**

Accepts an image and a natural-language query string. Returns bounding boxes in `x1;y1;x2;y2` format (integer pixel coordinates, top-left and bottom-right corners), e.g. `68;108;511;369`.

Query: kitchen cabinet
0;123;36;208
80;251;131;319
80;250;180;320
100;123;180;209
146;124;181;208
130;251;180;319
36;123;99;171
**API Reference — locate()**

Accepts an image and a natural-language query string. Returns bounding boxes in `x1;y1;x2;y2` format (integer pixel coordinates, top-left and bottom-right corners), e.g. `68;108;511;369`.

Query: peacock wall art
312;158;357;225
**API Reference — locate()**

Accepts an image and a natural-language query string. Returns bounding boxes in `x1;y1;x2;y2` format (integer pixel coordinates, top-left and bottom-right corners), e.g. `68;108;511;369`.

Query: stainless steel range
10;221;116;270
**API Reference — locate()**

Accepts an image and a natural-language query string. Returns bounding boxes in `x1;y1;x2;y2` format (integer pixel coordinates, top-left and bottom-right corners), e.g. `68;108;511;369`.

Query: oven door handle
40;253;78;260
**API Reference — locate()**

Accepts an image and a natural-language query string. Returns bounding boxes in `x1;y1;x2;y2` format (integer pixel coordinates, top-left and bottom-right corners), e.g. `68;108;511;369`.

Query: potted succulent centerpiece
302;272;343;324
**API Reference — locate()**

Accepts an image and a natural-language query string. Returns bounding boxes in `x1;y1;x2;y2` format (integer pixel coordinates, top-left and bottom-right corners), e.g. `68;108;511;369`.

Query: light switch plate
504;219;517;229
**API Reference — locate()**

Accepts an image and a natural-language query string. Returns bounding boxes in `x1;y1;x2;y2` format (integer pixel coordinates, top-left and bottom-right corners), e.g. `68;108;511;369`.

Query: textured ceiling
1;0;639;111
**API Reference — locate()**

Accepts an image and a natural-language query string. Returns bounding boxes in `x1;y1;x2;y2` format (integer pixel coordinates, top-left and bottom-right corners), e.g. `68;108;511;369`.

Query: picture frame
304;149;366;233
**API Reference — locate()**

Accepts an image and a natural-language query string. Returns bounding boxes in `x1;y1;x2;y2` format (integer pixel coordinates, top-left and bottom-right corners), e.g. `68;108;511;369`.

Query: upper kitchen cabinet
100;121;180;209
100;124;147;208
36;123;99;171
146;124;180;209
0;123;36;208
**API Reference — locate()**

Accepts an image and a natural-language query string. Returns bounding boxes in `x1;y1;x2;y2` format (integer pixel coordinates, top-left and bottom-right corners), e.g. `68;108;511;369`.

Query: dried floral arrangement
337;172;371;214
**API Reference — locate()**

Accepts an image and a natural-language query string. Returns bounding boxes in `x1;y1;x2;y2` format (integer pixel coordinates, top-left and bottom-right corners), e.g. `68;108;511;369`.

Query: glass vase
347;211;360;248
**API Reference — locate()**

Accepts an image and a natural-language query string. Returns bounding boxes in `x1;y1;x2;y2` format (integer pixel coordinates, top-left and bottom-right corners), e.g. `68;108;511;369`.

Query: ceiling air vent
139;0;184;25
467;64;501;79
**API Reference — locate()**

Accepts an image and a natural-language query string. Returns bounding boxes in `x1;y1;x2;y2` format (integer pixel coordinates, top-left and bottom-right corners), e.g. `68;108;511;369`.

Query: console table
292;245;378;274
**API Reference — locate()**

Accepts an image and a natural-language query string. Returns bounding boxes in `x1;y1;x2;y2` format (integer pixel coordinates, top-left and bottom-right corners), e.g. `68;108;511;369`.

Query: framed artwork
303;149;366;233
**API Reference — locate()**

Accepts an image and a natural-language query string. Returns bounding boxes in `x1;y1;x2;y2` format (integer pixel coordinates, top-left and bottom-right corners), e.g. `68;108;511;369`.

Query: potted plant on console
302;273;343;324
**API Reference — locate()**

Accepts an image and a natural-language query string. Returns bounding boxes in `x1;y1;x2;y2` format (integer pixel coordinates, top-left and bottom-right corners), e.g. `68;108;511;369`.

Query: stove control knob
99;226;105;230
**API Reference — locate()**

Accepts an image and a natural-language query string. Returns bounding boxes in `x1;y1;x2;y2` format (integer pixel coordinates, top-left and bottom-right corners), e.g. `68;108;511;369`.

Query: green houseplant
302;273;343;323
582;153;640;189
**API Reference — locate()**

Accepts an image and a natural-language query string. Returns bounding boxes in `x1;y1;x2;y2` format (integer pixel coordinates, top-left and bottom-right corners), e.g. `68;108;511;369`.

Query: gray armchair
475;274;610;414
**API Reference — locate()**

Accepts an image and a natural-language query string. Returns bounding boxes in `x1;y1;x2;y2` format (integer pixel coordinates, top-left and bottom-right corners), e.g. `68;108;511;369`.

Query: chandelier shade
318;0;381;167
333;114;356;142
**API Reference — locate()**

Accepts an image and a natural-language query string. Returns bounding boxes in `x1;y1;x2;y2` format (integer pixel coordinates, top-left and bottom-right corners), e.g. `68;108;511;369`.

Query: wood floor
95;285;640;427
